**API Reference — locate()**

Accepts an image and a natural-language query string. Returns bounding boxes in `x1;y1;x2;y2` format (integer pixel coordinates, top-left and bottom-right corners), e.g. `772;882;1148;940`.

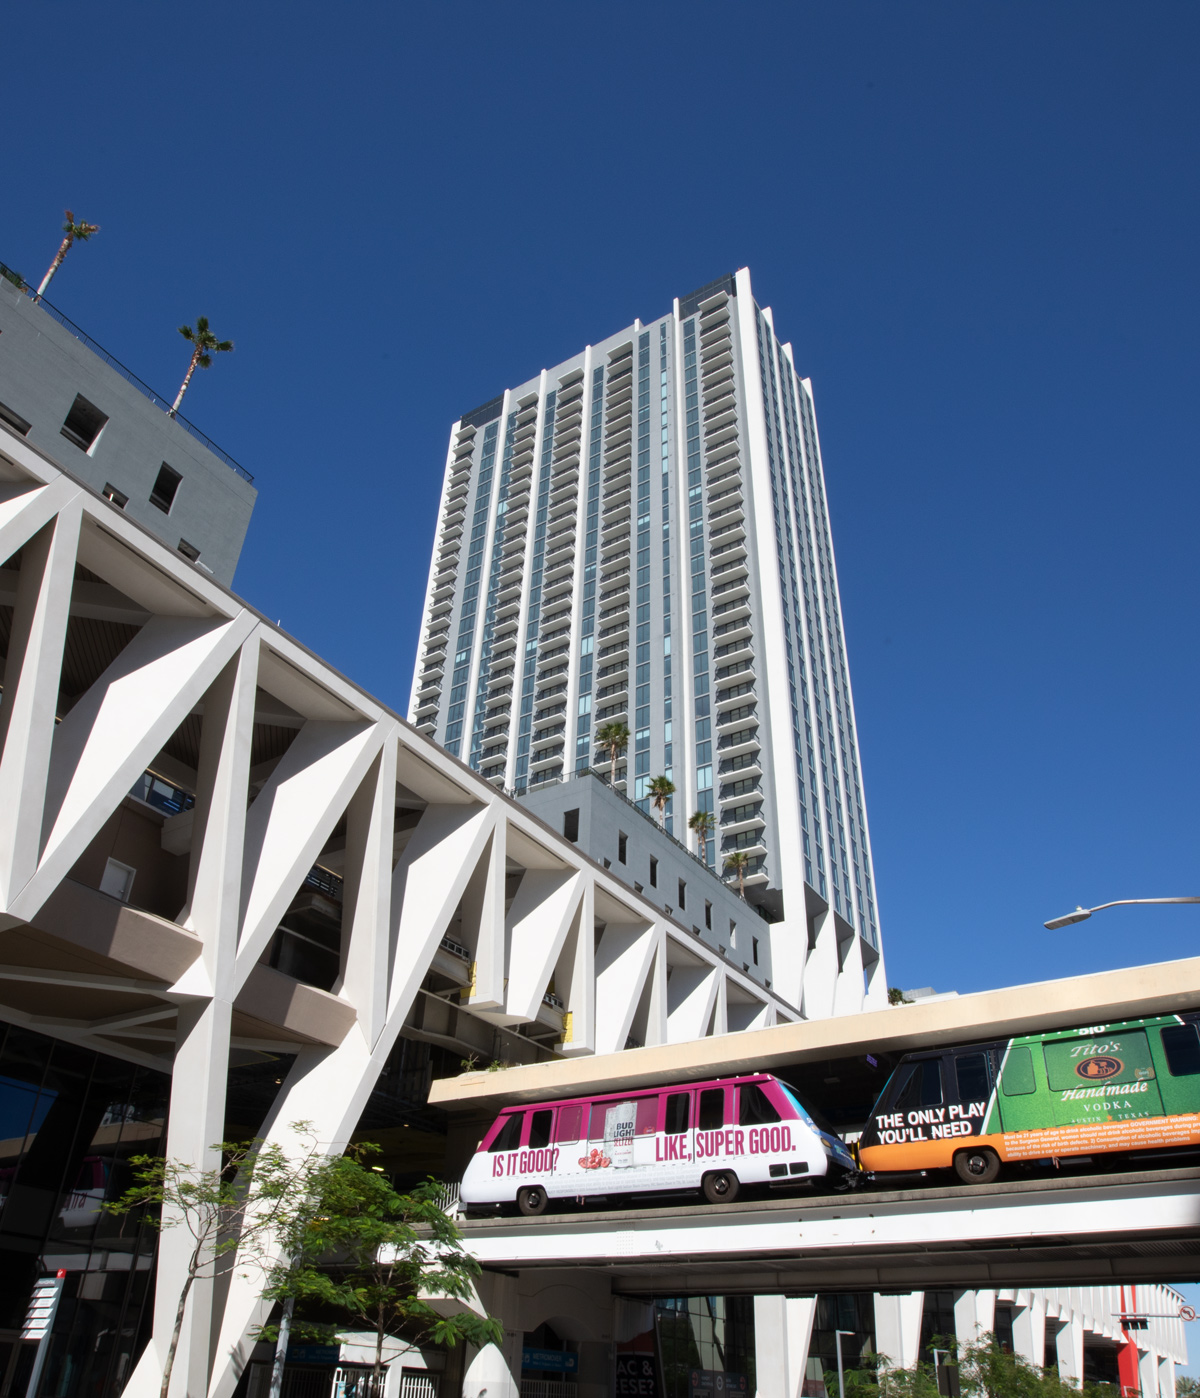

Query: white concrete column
1056;1317;1084;1384
1159;1355;1176;1398
1011;1294;1046;1369
754;1295;816;1398
1140;1346;1161;1398
461;1270;522;1398
954;1291;997;1347
874;1293;925;1369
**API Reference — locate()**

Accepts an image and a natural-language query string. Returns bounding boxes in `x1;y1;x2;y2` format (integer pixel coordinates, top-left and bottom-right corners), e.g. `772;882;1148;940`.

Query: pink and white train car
460;1073;858;1215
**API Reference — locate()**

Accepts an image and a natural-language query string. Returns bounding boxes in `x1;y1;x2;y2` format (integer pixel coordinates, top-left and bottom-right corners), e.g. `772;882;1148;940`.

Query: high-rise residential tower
409;269;885;1016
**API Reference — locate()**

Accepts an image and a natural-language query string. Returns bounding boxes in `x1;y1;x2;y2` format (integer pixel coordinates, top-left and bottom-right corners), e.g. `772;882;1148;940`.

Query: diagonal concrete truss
0;425;796;1398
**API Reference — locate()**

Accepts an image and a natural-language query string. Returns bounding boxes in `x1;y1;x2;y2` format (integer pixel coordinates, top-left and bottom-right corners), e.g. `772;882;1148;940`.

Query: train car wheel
702;1170;740;1204
517;1185;548;1216
953;1147;1000;1185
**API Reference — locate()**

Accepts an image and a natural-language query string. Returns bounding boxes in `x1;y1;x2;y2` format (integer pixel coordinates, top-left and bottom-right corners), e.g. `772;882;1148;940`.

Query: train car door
1042;1029;1163;1127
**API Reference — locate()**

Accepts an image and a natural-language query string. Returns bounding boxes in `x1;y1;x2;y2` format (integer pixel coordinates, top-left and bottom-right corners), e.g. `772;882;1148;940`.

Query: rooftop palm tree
172;316;234;415
594;720;630;786
688;809;715;857
37;210;100;297
724;849;751;899
648;775;675;827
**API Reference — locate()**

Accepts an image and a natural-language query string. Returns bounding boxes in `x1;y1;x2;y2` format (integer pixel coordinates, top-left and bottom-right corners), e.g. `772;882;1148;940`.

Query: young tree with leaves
688;809;715;856
594;720;630;785
172;316;234;414
724;849;751;897
105;1124;325;1398
648;775;675;827
37;209;100;297
261;1149;501;1394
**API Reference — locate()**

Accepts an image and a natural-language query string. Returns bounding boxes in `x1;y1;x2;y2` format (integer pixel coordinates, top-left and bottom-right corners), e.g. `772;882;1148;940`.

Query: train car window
895;1059;942;1111
739;1083;782;1125
955;1053;991;1101
698;1088;725;1131
665;1092;690;1134
489;1115;523;1152
1000;1046;1035;1095
636;1097;659;1134
556;1104;583;1142
529;1109;553;1149
1161;1024;1200;1076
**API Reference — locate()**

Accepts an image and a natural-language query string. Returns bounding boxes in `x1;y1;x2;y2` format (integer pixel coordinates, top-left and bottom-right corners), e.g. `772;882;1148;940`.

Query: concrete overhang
429;955;1200;1111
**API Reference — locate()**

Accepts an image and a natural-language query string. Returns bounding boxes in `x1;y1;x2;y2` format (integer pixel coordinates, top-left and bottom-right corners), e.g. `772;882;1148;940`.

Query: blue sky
4;2;1199;1000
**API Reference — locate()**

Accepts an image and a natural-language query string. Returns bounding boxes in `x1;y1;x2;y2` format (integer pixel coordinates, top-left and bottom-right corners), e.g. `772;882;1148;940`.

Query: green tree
724;849;751;897
594;719;630;785
856;1335;1120;1398
648;775;675;827
688;809;715;856
888;987;912;1005
105;1123;325;1398
262;1150;501;1393
37;209;100;297
172;315;234;414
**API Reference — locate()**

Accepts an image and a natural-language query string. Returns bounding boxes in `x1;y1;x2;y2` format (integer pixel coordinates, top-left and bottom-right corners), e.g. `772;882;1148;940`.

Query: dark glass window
698;1088;724;1131
0;401;32;436
529;1109;553;1149
739;1082;781;1126
150;462;182;513
60;394;107;451
618;831;627;864
894;1059;943;1112
649;856;658;887
955;1053;991;1102
665;1091;690;1134
562;809;579;842
488;1114;522;1152
1162;1024;1200;1076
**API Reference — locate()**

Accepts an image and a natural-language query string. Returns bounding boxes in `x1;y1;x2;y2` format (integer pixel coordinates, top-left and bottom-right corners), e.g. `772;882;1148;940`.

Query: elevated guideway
458;1166;1200;1293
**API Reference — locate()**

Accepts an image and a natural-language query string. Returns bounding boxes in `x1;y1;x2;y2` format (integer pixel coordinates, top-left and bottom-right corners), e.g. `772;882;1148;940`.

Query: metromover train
459;1073;858;1215
857;1013;1200;1183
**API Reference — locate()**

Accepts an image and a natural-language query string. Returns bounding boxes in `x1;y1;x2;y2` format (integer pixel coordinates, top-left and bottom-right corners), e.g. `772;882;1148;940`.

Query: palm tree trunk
172;352;200;414
36;237;72;297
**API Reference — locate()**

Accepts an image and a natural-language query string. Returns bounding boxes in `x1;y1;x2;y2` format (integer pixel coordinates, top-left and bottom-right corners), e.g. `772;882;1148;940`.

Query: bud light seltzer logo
1076;1056;1122;1081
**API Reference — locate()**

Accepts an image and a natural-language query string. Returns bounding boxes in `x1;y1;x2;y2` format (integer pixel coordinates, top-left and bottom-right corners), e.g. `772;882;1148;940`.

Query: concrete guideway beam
456;1167;1200;1294
429;953;1200;1111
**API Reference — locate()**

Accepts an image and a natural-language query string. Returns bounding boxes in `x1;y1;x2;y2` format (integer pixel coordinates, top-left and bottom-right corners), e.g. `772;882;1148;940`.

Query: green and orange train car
856;1014;1200;1183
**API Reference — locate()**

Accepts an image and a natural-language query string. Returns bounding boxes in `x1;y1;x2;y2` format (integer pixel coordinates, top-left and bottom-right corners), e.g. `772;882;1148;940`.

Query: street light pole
835;1330;855;1398
1044;897;1200;931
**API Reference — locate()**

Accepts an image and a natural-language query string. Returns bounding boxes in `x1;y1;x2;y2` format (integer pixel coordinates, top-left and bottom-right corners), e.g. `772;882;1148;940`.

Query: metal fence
397;1374;439;1398
0;259;254;483
519;1381;576;1398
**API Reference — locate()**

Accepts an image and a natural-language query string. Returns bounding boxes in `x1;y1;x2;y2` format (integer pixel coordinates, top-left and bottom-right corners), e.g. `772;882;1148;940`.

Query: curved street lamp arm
1086;897;1200;913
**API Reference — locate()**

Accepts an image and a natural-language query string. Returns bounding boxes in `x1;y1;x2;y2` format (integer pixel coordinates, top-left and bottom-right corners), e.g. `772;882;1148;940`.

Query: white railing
398;1374;439;1398
520;1382;576;1398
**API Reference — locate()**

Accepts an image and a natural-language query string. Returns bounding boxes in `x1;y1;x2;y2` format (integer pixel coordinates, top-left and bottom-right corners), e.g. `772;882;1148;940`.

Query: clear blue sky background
5;3;1199;1001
